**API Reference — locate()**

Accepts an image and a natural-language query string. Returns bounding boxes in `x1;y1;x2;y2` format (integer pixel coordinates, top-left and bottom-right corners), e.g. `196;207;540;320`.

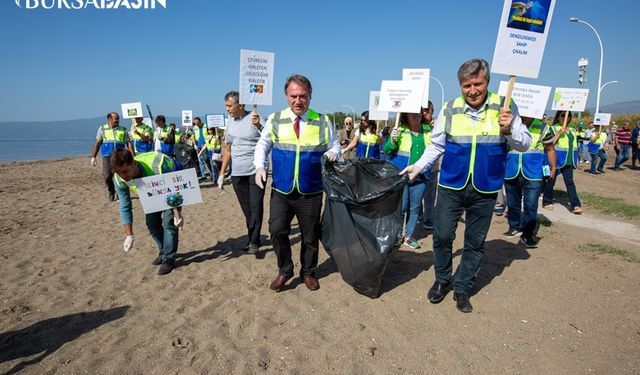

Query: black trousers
433;184;497;294
231;174;265;246
101;156;115;194
269;190;322;277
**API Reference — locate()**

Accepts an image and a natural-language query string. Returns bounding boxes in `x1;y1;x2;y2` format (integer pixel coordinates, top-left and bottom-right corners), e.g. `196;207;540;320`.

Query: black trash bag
174;141;198;172
321;157;407;298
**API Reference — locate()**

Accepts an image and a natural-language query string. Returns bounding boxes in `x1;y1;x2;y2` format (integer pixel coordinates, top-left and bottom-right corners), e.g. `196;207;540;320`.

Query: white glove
399;164;422;181
174;215;184;229
90;157;97;167
255;168;267;189
324;150;337;162
123;235;134;252
217;175;225;191
391;128;399;142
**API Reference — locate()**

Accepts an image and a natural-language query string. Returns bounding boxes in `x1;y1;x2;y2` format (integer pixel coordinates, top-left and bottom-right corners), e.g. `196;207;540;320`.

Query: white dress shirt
414;94;532;171
254;108;342;170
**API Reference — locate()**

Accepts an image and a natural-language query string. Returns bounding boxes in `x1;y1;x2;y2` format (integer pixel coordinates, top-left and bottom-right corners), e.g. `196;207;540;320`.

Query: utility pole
577;58;589;119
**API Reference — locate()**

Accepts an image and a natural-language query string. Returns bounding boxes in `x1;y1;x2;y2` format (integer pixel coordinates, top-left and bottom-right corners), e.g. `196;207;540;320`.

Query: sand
1;156;639;374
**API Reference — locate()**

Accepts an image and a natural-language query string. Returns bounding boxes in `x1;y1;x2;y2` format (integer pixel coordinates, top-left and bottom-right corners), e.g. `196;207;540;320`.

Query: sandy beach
1;156;639;374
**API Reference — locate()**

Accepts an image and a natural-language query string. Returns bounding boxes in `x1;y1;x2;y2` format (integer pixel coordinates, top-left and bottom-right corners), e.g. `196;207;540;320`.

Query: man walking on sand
90;112;134;201
254;74;341;292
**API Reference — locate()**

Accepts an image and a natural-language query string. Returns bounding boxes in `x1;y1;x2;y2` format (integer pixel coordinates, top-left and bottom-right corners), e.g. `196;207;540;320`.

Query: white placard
182;110;193;127
377;80;423;113
132;168;203;214
551;88;590;112
206;113;226;128
121;102;143;119
402;68;430;107
491;0;556;78
594;113;611;126
498;81;551;119
239;49;275;106
368;91;389;121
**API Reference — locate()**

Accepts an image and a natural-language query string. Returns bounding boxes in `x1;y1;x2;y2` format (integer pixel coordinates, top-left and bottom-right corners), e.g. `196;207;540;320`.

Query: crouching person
110;148;181;275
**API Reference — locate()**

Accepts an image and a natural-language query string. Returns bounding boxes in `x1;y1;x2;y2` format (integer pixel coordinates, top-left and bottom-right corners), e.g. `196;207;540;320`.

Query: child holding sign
110;149;182;275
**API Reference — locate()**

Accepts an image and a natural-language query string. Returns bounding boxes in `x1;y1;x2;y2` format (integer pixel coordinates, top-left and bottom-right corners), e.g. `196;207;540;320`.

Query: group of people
90;58;636;313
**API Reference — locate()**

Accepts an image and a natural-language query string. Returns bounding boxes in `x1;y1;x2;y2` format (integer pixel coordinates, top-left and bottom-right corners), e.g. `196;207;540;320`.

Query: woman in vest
542;111;582;214
384;111;431;249
354;111;382;159
204;126;222;183
588;124;608;175
344;111;382;159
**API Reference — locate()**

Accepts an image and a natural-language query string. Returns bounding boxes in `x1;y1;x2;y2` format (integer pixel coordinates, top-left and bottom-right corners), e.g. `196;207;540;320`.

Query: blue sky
0;0;637;122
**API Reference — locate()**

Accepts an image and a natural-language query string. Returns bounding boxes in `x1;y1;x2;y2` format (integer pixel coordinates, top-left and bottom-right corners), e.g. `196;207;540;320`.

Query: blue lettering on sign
517;41;527;47
513;49;528;55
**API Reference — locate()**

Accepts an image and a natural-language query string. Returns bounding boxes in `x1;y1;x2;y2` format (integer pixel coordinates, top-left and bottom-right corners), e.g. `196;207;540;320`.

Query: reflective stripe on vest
438;93;507;193
356;132;380;159
552;125;578;169
100;124;127;157
206;134;221;159
114;151;173;193
269;108;328;194
389;124;431;169
588;132;607;154
130;124;153;153
193;126;207;147
505;119;548;181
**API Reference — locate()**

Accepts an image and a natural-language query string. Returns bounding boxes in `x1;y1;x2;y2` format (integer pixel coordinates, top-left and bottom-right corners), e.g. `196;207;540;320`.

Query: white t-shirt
225;112;265;176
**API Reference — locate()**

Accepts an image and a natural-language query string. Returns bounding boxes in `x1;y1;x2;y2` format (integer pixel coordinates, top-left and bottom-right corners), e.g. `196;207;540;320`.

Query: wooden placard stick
502;75;516;111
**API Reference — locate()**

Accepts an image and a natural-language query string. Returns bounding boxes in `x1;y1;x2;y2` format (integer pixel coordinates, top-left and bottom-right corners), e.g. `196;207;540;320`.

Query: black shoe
427;281;450;304
158;260;174;275
520;236;538;248
246;244;259;254
502;228;522;239
453;292;473;313
151;256;163;266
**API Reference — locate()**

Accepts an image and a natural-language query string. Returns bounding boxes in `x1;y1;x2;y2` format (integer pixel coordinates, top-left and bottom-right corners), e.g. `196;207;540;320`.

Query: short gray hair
224;91;240;104
457;59;490;84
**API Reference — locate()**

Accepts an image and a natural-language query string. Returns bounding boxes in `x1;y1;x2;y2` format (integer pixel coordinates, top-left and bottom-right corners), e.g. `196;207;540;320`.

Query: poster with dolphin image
491;0;556;78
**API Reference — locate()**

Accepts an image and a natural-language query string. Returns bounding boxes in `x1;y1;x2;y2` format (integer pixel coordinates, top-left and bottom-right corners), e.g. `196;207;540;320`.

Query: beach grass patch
553;190;640;219
580;243;640;263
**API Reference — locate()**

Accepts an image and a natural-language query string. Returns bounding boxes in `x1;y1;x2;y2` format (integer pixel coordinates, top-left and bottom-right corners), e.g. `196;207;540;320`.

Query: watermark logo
15;0;167;10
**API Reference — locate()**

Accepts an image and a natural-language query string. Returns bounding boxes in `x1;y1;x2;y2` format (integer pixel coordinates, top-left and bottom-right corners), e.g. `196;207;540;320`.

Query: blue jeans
590;150;607;173
432;183;497;294
198;151;211;178
145;209;179;261
614;143;631;169
581;142;590;163
505;175;543;239
542;165;581;209
402;178;428;239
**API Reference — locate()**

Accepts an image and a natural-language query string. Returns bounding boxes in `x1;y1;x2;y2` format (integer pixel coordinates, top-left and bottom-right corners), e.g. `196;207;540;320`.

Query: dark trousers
433;183;497;294
145;209;179;261
505;175;543;239
101;156;115;194
231;175;265;246
269;190;322;278
590;150;607;173
542;165;581;209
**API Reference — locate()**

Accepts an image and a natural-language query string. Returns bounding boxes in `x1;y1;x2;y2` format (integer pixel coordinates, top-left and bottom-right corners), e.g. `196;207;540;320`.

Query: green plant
580;243;640;263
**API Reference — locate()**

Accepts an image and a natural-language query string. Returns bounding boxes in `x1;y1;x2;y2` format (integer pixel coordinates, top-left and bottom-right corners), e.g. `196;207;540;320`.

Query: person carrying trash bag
321;157;407;298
